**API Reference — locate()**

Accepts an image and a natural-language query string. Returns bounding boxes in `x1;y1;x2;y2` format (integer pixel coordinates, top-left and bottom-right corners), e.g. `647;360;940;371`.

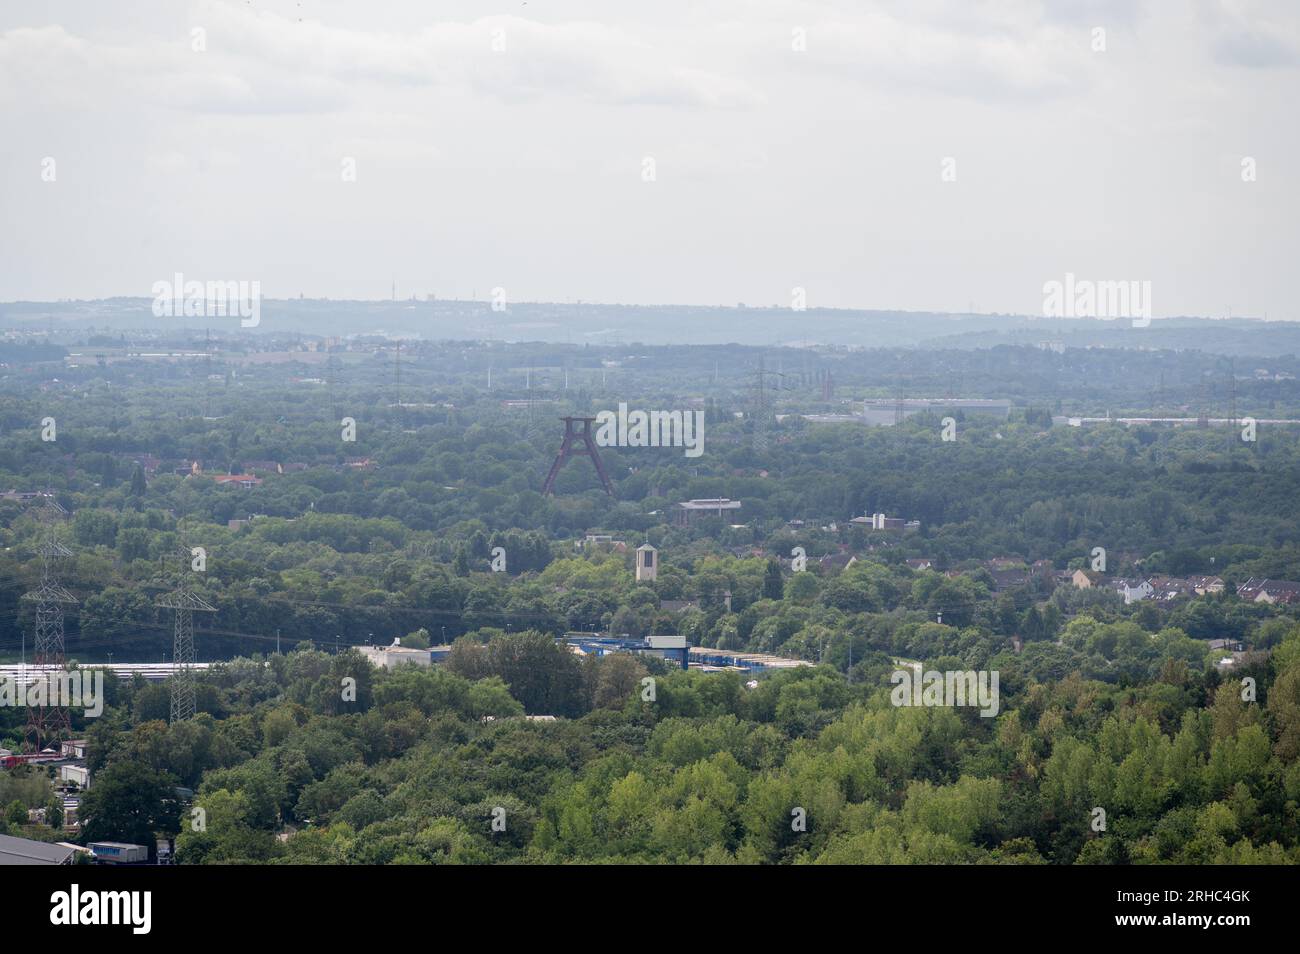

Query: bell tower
635;542;658;582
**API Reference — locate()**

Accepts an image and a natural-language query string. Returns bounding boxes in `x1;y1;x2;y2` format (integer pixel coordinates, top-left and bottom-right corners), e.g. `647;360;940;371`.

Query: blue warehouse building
561;632;690;670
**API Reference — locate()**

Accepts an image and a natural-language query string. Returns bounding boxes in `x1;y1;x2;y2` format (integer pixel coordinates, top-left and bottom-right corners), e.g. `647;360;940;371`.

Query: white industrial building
60;764;91;789
359;642;434;669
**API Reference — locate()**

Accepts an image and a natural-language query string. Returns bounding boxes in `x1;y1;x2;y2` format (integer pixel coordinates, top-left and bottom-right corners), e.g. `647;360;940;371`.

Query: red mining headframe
542;416;614;496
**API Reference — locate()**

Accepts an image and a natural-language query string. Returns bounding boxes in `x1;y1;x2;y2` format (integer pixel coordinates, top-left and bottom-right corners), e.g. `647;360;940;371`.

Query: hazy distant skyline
2;1;1297;319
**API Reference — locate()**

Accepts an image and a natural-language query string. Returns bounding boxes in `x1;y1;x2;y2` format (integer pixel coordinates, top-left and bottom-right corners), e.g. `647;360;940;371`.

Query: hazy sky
2;0;1297;319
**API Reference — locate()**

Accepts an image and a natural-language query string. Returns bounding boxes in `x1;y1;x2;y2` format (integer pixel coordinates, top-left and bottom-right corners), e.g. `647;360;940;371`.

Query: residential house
582;533;628;553
1237;578;1268;600
988;568;1032;592
1189;575;1225;595
1239;578;1300;605
1146;575;1196;603
986;556;1025;570
819;552;857;572
1071;569;1103;589
1107;578;1153;604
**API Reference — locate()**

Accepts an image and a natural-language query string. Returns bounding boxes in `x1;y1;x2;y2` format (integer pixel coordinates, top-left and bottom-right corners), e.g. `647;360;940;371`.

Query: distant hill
3;298;1298;357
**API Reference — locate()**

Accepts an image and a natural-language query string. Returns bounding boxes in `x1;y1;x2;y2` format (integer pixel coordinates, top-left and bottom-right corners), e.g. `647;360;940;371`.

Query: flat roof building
0;833;78;866
861;398;1012;426
562;632;689;670
359;643;434;669
676;498;742;526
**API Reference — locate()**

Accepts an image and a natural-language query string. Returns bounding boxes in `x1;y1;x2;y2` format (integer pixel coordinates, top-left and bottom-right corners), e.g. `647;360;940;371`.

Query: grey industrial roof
0;832;77;865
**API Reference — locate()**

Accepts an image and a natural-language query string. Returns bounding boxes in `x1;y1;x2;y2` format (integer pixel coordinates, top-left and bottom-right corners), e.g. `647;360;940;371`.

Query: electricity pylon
22;501;76;753
156;545;216;723
326;352;345;420
751;357;789;452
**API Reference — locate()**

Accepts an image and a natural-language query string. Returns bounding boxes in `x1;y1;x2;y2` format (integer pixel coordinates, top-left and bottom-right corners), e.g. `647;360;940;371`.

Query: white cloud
0;0;1295;317
0;7;763;114
788;14;1086;101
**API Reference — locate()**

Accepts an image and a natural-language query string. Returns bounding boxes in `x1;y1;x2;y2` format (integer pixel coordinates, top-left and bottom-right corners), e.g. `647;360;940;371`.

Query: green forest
4;625;1296;864
2;331;1300;864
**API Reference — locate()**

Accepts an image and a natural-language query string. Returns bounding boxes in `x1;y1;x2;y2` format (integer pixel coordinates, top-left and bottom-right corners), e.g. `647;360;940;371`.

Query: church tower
635;542;658;582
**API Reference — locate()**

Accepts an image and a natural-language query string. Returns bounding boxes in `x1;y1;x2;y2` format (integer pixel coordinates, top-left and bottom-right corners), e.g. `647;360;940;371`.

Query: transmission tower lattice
393;341;403;408
22;501;77;753
326;353;344;419
156;546;216;723
1227;358;1238;451
751;358;789;452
